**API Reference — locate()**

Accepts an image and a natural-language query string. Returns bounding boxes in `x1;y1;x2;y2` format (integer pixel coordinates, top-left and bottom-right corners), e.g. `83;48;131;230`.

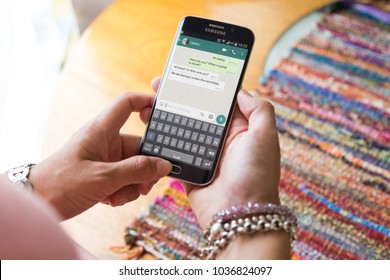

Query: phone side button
171;165;182;175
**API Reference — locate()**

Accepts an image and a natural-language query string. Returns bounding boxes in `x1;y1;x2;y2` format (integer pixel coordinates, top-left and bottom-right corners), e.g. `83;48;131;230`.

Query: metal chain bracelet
200;202;298;260
6;163;36;192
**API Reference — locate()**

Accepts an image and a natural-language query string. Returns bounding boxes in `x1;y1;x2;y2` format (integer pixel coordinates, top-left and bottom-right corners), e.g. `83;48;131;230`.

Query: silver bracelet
6;163;36;192
200;203;297;260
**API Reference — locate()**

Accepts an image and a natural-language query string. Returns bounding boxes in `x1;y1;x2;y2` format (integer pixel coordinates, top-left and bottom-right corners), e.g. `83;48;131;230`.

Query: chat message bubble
188;55;239;75
172;64;219;80
169;67;225;92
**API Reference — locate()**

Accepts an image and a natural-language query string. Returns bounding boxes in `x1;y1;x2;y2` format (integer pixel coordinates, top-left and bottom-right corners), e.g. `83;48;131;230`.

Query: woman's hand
151;78;281;229
30;92;172;220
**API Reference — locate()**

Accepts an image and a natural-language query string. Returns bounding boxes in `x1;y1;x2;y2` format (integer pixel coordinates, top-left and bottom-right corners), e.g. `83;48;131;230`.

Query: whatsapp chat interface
156;35;246;126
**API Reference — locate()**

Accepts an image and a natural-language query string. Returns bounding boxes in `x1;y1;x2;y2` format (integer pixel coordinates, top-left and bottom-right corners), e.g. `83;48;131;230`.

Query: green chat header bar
177;35;248;60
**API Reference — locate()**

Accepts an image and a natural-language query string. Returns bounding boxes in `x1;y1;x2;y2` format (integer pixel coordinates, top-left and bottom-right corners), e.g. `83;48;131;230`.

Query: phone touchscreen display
142;35;248;171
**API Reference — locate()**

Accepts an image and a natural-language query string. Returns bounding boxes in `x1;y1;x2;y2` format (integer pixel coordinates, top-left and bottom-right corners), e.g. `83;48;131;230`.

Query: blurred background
0;0;111;172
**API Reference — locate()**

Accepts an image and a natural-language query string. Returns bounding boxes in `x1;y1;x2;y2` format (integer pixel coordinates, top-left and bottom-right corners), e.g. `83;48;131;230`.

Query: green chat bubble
188;55;239;75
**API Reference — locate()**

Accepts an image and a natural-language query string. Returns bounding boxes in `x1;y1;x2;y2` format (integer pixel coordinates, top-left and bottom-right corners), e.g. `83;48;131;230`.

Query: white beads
210;222;223;238
201;204;297;260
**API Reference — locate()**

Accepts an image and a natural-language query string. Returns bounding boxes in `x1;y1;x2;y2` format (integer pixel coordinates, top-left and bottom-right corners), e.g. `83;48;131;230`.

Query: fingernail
249;90;261;97
157;159;172;175
114;197;128;207
139;185;153;196
239;89;251;96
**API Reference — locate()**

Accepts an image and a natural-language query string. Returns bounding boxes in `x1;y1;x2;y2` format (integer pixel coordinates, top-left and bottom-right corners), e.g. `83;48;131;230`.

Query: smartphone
139;16;254;185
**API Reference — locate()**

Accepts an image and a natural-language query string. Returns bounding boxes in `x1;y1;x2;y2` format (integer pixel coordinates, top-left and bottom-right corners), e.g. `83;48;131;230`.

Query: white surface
0;0;75;172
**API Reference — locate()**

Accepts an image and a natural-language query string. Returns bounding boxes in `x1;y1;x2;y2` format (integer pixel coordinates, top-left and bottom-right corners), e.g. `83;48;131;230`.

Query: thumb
237;90;277;133
105;156;172;189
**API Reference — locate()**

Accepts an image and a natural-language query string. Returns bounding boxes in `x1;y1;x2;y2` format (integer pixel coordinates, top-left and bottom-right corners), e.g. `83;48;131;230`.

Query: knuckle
259;99;275;115
133;156;156;176
95;162;117;180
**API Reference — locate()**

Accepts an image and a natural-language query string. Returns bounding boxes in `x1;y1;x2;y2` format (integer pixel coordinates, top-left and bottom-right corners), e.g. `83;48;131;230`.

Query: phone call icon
232;50;236;55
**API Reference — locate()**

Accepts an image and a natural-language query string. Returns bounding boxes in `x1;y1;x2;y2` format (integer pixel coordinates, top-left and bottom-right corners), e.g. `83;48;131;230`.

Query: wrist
28;162;60;207
200;202;297;260
195;193;281;230
217;230;291;260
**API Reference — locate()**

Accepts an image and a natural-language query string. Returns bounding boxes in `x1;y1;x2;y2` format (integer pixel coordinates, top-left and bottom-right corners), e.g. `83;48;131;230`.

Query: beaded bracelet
200;203;298;260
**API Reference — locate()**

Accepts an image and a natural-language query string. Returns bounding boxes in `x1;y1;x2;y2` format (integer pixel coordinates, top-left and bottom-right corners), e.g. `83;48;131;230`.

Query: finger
137;180;157;196
120;134;142;158
139;106;153;124
97;92;155;132
106;185;141;207
151;76;161;93
236;90;277;132
104;156;172;189
139;77;162;123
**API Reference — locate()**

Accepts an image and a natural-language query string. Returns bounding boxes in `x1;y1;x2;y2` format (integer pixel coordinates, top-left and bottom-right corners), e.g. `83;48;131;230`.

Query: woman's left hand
30;92;172;220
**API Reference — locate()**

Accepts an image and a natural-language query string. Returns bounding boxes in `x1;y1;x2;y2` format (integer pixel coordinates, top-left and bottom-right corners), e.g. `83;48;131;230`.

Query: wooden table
46;0;334;259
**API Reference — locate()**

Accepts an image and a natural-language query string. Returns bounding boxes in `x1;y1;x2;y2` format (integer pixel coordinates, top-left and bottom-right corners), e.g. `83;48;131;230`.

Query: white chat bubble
169;68;225;92
172;64;219;80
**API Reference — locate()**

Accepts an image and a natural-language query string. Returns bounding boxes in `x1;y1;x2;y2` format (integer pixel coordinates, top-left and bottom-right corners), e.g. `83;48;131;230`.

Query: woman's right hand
151;78;281;229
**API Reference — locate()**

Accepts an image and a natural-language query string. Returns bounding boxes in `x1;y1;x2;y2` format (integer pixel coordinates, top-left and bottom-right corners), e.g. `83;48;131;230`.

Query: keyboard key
167;113;174;122
173;115;181;124
177;128;184;137
163;136;171;145
209;125;216;134
180;117;188;126
161;148;194;164
184;130;191;139
216;126;223;135
163;124;171;133
160;112;167;121
201;123;209;132
202;159;213;169
191;132;199;141
212;138;220;147
143;142;153;152
149;121;157;130
147;132;155;141
205;136;213;145
153;110;161;119
195;121;202;130
191;144;199;153
156;135;164;143
170;126;178;135
198;146;206;155
194;157;202;166
170;138;178;147
156;123;164;131
198;134;206;143
187;119;195;128
184;142;191;151
177;140;184;149
207;148;216;158
152;145;160;154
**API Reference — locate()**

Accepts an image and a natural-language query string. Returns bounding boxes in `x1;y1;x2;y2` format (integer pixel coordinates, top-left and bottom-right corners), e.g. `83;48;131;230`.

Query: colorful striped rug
118;2;390;260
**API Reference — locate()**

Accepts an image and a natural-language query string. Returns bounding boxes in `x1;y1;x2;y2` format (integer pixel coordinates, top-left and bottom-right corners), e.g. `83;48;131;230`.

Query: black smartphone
139;16;254;185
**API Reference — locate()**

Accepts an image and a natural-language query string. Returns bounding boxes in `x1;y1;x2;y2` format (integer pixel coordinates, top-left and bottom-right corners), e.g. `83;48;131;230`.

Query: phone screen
158;34;248;127
140;17;254;185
